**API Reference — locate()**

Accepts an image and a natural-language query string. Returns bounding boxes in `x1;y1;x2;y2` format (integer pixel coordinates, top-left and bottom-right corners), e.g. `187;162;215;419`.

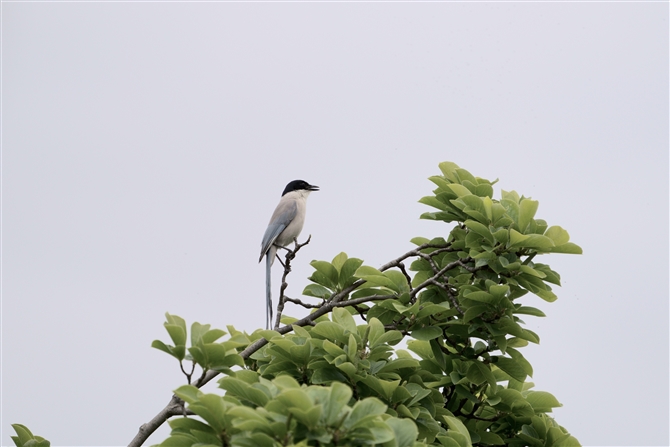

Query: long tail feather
265;253;273;329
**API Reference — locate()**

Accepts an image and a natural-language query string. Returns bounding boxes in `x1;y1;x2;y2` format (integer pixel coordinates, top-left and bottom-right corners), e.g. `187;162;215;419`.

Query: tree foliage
11;162;582;447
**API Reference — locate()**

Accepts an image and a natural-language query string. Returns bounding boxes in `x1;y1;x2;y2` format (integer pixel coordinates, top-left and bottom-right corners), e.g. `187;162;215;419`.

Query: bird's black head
282;180;319;196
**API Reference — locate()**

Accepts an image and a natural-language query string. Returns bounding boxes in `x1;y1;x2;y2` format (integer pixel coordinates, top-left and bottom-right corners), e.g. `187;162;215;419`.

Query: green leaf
371;329;403;347
190;322;210;346
312;321;348;344
386;417;419;447
278;388;313;411
529;218;549;235
519;265;546;278
493;356;527;382
497;318;539;343
515;306;546;317
443;416;473;447
544;226;570;245
464;291;497;304
323;382;353;425
466;361;497;388
173;384;201;404
343;397;388;429
463;305;489;322
459;195;490;223
488;284;510;298
355;266;402;292
385;270;411;293
333;308;357;333
310;260;339;288
493;229;509;245
436;436;462;447
534;263;561;285
355;265;384;277
331;252;348;272
11;424;46;447
165;313;187;345
438;161;461;181
159;434;199;446
506;337;528;349
289;405;322;430
554;435;582;447
464;220;495;244
303;283;333;298
420;196;449;211
218;377;270;407
361;376;400;401
411;236;431;246
501;189;520;203
273;374;300;390
151;339;174;356
446;183;474;198
518;199;539;232
289;342;311;366
257;329;281;340
455;168;477;184
165;324;187;347
202;329;226;344
411;326;442;341
531;415;548;439
379;357;421;373
346;333;358;361
547;427;572;446
337;361;358;378
507;347;533;377
340;257;364;288
228;406;268;424
549;242;583;254
478;431;505;445
526;391;562;412
168;416;217;435
509;230;555;251
366;317;384;347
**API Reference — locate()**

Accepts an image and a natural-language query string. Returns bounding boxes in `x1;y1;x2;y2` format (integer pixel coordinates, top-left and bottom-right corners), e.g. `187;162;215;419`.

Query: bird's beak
309;184;320;191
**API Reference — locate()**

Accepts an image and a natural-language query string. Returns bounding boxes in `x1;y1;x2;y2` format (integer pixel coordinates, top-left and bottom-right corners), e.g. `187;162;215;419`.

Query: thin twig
351;304;368;321
178;361;195;385
444;282;465;315
274;236;311;330
456;259;477;273
284;296;322;309
330;294;396;307
397;262;414;293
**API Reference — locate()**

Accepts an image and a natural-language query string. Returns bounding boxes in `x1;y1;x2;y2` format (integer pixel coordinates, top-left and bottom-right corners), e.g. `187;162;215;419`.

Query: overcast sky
2;2;668;446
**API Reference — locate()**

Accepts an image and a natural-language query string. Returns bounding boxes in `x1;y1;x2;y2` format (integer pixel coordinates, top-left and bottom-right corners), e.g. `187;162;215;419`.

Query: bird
259;180;319;330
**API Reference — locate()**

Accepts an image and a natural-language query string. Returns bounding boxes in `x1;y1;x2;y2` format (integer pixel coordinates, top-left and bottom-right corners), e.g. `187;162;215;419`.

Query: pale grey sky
2;2;668;446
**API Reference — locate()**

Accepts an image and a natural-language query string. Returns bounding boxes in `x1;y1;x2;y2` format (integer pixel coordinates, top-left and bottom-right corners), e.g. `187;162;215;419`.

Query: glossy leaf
302;283;333;298
526;391;562;412
518;199;539;233
411;326;443;341
493;356;528;382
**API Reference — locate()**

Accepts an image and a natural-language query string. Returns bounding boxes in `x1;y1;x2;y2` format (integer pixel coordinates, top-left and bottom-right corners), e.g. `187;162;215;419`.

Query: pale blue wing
259;199;297;261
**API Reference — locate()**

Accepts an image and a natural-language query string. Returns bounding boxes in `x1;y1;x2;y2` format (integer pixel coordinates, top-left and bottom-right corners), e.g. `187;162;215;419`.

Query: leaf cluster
151;313;246;383
10;425;50;447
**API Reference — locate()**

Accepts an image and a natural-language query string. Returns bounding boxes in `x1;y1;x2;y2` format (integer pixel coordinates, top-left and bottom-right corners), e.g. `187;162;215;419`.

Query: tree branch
409;256;472;303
